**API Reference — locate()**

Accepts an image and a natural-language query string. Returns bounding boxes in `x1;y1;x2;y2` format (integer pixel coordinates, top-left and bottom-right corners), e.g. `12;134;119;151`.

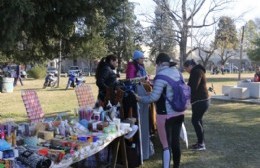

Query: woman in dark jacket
184;59;209;151
95;54;118;103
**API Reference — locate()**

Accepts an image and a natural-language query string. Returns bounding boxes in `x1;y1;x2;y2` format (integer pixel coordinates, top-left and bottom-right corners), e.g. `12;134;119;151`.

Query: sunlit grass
0;73;259;168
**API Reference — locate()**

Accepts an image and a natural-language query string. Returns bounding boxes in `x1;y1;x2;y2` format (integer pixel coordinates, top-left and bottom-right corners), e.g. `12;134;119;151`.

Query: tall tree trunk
179;29;188;70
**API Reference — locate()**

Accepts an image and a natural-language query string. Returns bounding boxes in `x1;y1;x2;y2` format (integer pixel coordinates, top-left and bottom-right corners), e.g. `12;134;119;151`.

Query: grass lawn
0;72;259;168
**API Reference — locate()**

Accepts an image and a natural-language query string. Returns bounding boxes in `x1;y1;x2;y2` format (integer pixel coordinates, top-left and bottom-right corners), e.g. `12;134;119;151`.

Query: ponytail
95;54;117;79
184;59;197;67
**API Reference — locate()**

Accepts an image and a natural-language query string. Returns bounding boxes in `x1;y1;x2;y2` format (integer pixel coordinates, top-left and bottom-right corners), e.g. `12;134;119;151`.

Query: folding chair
75;84;96;108
21;90;44;123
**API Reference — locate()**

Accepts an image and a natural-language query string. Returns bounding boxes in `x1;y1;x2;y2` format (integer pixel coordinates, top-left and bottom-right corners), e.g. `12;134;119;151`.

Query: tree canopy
0;0;128;64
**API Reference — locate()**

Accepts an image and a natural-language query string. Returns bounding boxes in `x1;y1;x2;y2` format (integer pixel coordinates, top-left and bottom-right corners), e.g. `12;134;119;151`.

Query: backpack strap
154;75;176;104
154;71;184;84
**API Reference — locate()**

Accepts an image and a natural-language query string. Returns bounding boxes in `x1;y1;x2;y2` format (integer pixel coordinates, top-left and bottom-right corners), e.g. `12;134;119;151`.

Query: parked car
223;66;239;73
47;67;58;76
68;66;81;76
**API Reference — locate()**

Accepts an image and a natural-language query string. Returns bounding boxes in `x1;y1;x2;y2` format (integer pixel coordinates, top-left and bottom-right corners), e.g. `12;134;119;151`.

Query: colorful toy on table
38;147;65;163
78;106;93;121
17;146;52;168
0;139;19;160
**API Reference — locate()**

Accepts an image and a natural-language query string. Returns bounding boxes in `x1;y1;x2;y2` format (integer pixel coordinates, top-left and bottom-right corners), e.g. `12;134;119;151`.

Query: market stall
0;100;131;168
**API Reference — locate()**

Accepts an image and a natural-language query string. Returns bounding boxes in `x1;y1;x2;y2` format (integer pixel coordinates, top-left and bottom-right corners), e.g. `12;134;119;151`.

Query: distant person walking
14;64;23;86
183;59;209;150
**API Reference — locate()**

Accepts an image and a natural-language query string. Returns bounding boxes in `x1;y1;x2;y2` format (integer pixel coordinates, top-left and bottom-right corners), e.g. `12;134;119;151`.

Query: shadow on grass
141;102;260;168
207;77;241;83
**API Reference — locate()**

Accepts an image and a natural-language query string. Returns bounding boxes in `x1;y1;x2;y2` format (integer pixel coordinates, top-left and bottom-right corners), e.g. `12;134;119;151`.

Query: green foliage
105;1;142;63
146;4;177;62
27;65;46;79
247;37;260;62
145;63;156;75
0;0;125;63
244;20;260;50
215;16;238;49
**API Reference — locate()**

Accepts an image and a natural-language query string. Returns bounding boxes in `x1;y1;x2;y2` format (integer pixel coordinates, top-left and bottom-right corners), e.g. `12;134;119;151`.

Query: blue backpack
154;73;191;112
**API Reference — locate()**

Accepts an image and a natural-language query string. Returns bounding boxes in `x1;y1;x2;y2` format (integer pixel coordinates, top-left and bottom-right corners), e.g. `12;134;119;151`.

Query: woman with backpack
183;59;209;151
135;53;185;168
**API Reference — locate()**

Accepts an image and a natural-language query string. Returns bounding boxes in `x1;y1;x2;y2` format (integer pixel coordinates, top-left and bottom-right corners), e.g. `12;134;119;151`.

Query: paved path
211;95;260;104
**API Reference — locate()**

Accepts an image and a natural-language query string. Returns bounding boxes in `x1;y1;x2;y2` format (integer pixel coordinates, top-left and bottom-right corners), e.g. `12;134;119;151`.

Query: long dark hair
95;54;117;79
183;59;197;67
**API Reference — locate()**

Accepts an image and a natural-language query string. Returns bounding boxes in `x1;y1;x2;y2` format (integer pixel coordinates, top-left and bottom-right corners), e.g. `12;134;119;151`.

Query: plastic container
1;77;14;93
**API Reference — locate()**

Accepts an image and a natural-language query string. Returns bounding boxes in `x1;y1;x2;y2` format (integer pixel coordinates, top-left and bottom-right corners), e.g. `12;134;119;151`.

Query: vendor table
51;128;130;168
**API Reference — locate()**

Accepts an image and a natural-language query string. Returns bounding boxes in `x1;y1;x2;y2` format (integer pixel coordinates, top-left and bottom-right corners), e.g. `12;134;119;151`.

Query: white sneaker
124;125;138;139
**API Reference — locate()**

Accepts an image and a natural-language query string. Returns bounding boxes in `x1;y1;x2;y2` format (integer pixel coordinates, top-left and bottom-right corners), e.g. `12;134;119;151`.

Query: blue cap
133;50;144;60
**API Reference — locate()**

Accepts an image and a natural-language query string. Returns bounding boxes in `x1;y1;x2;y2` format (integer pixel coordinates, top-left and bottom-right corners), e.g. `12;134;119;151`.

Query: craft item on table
35;122;46;134
113;118;121;131
0;149;18;159
88;121;102;131
17;146;52;168
38;148;65;163
12;130;17;147
23;136;38;147
50;139;78;154
23;123;37;137
73;122;89;134
0;126;5;140
64;120;73;137
109;105;118;121
97;121;109;131
92;109;100;121
100;110;106;121
79;106;93;121
122;117;136;127
103;123;116;133
79;119;88;128
92;135;99;142
58;121;66;136
37;131;54;140
120;123;131;130
0;139;12;151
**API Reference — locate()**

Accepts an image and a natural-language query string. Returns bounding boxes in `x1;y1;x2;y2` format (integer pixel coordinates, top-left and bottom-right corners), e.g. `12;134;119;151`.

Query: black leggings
165;115;184;168
191;100;209;144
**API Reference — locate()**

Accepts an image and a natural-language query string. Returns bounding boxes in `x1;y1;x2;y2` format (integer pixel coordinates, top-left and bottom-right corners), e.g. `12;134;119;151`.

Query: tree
145;3;177;63
0;0;125;63
214;16;238;65
193;30;217;68
153;0;233;69
105;1;143;70
243;20;260;50
247;37;260;62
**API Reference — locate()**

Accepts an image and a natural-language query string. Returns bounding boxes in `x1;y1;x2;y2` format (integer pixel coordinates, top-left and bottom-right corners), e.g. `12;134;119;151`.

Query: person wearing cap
183;59;209;151
125;50;156;162
126;50;147;79
135;53;184;168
